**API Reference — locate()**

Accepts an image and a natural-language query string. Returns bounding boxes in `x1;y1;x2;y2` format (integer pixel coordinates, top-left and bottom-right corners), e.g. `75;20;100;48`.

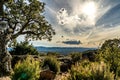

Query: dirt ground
0;77;11;80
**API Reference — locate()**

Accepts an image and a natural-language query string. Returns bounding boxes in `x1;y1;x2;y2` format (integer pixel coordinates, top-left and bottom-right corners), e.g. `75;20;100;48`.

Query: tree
0;0;55;76
10;41;39;55
98;39;120;78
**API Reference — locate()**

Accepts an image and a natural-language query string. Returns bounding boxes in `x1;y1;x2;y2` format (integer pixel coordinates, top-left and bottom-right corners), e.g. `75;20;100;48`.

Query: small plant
42;57;60;74
11;56;40;80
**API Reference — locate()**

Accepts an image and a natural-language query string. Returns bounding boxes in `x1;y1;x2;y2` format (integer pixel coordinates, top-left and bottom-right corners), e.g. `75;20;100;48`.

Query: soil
0;77;11;80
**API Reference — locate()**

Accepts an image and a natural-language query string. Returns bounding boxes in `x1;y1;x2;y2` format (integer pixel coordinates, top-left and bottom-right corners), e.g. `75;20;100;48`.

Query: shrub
70;52;82;63
116;66;120;79
60;63;72;72
42;57;60;74
10;41;39;55
47;52;60;56
12;56;40;80
11;56;26;69
82;50;97;62
69;61;115;80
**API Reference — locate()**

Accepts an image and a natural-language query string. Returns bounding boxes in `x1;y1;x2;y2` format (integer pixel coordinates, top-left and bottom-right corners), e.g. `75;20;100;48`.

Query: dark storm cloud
62;40;82;45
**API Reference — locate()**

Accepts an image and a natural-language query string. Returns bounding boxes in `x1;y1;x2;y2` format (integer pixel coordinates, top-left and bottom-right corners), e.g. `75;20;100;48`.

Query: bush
60;63;72;72
10;41;39;55
42;57;60;74
82;50;97;62
116;67;120;79
12;56;40;80
47;52;60;56
70;52;82;63
69;61;115;80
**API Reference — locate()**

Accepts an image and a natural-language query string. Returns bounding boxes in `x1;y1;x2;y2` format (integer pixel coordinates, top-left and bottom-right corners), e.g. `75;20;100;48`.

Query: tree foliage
98;39;120;77
0;0;55;43
0;0;55;76
10;41;39;55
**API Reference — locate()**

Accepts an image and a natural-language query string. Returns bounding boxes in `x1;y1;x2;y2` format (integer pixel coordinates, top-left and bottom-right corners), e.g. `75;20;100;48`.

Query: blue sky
18;0;120;48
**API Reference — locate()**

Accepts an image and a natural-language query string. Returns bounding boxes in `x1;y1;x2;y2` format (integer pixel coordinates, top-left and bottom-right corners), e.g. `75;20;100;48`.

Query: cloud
57;8;82;29
38;0;120;47
62;40;82;45
96;3;120;27
55;0;112;36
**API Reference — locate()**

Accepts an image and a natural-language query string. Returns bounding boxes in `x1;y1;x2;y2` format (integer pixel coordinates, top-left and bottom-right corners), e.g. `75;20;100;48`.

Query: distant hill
35;46;96;55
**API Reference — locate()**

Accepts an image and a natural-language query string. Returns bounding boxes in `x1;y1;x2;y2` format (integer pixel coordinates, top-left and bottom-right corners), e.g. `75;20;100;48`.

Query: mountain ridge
35;46;97;55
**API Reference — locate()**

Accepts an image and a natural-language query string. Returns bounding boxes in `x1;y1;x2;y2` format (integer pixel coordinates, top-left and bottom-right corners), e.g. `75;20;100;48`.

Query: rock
39;70;56;80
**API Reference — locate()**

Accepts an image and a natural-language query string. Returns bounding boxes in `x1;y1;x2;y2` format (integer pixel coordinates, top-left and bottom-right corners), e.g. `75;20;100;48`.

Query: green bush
10;41;39;55
69;61;115;80
43;57;60;74
12;56;40;80
70;52;82;63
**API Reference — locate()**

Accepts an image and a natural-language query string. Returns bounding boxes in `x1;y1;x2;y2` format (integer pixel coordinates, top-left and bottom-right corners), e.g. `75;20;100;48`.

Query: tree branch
11;30;42;40
21;31;37;35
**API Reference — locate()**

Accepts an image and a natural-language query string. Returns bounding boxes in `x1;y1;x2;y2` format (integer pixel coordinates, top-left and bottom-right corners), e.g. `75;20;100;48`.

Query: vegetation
0;0;55;75
69;61;115;80
10;41;39;55
82;50;97;61
12;56;40;80
11;38;120;80
47;52;60;56
42;57;60;74
1;37;120;80
70;52;82;63
97;39;120;78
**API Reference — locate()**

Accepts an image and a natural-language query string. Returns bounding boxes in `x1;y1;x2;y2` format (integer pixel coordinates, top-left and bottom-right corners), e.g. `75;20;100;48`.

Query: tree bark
0;0;4;16
0;34;12;77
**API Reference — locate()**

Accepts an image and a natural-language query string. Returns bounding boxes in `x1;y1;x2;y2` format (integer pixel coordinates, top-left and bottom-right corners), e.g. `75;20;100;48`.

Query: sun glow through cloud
57;1;99;28
82;1;97;25
36;0;120;48
82;2;97;16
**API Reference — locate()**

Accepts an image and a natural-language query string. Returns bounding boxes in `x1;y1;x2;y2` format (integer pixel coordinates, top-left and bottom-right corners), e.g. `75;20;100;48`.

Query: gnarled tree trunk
0;34;12;76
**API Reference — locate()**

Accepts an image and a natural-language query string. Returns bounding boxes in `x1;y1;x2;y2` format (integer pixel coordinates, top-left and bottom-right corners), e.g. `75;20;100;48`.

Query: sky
18;0;120;48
